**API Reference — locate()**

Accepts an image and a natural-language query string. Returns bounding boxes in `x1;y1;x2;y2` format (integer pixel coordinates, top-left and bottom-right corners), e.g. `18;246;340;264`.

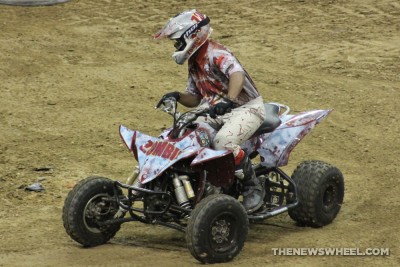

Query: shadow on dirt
109;219;304;252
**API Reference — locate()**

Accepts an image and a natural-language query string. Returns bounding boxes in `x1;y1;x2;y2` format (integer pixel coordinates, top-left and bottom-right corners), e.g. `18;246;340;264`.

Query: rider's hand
209;98;234;118
162;91;181;101
156;91;181;108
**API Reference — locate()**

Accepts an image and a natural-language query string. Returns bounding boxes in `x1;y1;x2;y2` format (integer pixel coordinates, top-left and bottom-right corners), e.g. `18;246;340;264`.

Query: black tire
186;194;248;264
288;160;344;227
62;176;123;247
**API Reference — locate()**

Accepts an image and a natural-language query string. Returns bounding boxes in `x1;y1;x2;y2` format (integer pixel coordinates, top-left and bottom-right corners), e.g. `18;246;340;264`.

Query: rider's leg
212;96;265;155
236;151;265;213
213;96;266;213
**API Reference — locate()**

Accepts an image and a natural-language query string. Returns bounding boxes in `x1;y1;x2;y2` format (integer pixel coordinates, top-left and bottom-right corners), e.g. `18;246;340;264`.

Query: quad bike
62;97;344;263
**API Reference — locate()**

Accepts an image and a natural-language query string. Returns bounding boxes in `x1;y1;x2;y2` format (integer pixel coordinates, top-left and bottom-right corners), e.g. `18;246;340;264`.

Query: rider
154;10;266;213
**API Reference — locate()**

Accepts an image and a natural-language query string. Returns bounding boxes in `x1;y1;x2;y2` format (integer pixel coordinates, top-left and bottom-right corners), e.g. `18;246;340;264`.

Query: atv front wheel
288;160;344;227
62;176;123;247
186;194;248;264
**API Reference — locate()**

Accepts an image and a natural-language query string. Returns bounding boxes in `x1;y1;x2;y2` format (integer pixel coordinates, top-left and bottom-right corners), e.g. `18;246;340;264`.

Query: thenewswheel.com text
271;248;390;256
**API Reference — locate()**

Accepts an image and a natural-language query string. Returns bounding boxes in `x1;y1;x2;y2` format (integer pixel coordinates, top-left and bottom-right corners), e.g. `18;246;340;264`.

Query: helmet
154;10;212;65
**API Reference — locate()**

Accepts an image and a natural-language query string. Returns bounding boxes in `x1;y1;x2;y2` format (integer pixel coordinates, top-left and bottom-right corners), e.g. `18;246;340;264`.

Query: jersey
186;40;260;106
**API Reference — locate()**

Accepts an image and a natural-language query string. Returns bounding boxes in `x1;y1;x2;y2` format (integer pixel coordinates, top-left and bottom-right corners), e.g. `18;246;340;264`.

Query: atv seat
252;103;281;136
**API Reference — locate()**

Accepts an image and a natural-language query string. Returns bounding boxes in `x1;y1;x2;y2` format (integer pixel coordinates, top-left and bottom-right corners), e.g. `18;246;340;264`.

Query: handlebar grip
208;108;217;119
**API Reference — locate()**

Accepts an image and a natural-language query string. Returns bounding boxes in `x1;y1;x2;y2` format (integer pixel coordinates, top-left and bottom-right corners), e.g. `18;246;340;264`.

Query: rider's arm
180;75;202;107
178;92;201;108
226;71;245;101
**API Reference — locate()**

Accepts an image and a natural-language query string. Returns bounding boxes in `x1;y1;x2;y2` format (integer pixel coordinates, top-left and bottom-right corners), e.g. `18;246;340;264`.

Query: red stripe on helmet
191;11;205;22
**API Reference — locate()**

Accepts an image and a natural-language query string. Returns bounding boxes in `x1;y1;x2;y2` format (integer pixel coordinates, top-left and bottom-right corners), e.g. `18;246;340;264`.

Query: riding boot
236;154;265;213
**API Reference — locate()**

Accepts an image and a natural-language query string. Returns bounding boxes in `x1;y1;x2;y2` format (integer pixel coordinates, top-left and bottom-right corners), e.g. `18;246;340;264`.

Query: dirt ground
0;0;399;266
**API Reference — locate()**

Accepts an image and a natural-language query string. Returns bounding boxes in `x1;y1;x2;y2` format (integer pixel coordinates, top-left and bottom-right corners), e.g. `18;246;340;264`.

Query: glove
162;91;181;101
209;98;234;118
156;91;181;108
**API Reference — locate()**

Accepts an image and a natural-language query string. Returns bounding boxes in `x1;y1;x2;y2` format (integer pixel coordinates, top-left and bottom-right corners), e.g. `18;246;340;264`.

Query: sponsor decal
140;140;182;160
184;24;199;38
197;131;210;147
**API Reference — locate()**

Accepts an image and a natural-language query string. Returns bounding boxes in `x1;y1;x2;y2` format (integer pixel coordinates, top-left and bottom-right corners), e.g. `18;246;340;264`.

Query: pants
197;96;266;158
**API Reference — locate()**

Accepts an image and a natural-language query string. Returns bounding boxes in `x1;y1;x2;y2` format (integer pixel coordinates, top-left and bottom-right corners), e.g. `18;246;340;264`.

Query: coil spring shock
172;174;195;209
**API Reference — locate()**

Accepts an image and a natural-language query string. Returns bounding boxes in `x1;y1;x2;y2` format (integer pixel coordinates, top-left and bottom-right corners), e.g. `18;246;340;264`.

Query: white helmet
154;10;212;65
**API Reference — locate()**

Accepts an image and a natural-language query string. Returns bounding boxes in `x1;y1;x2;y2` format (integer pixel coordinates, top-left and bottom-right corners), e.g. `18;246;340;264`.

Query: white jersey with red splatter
186;40;260;106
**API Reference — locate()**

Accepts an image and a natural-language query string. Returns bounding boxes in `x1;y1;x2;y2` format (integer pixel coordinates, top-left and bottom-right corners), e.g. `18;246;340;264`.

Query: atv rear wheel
62;176;123;247
186;194;248;264
288;160;344;227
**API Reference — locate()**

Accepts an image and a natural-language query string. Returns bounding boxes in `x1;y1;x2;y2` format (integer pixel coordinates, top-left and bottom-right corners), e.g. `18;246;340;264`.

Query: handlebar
155;97;178;116
155;97;209;137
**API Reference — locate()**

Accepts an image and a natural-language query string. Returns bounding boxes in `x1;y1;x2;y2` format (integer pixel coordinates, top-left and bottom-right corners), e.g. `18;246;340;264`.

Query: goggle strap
182;16;210;39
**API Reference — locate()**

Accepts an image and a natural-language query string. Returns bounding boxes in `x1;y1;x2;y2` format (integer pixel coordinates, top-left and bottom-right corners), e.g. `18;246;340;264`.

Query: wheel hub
83;193;115;233
211;219;231;243
323;184;338;210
